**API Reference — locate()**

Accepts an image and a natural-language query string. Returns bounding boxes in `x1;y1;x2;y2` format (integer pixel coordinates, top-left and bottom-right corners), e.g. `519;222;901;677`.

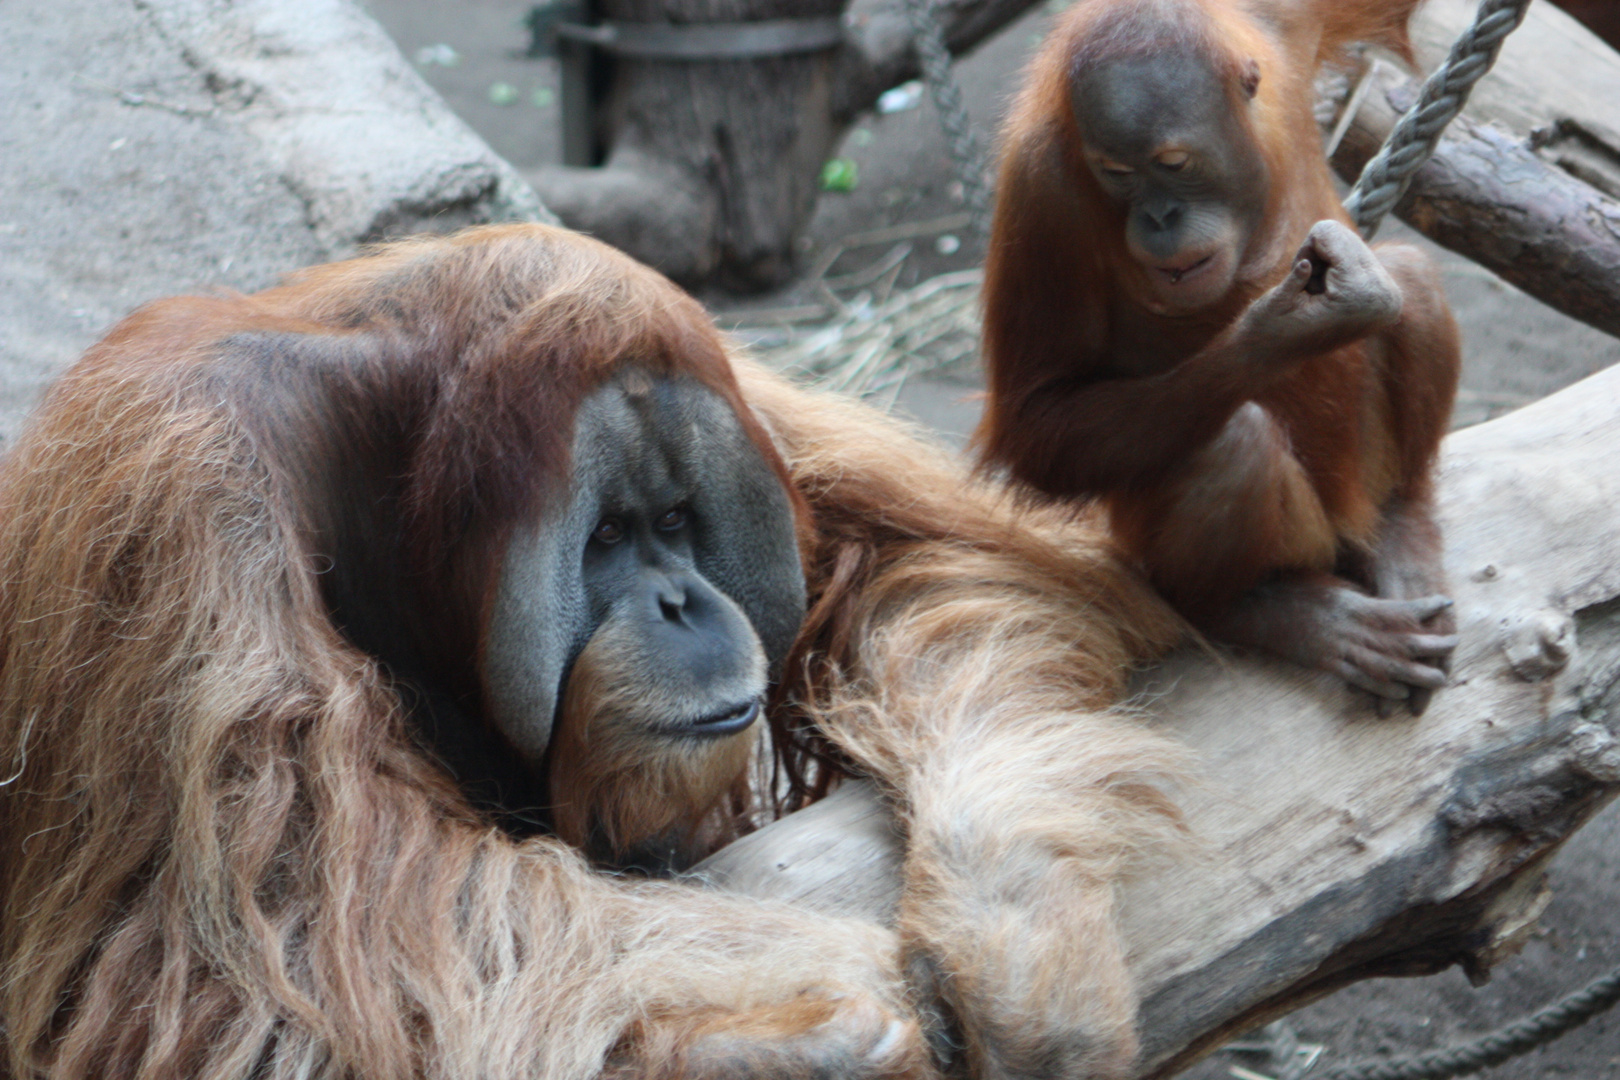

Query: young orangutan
978;0;1461;712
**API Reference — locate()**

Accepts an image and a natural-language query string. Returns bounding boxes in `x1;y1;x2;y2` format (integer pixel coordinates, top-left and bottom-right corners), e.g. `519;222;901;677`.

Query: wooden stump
530;0;1041;288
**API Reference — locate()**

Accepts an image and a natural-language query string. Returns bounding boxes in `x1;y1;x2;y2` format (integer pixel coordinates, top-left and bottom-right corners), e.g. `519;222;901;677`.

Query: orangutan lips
1161;254;1213;286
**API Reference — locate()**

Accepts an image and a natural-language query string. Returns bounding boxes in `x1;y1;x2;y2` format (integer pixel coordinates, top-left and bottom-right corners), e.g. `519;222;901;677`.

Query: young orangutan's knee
1112;403;1336;616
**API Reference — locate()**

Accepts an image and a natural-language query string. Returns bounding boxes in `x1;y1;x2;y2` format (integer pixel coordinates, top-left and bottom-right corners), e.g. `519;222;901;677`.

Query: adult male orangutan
0;225;1186;1080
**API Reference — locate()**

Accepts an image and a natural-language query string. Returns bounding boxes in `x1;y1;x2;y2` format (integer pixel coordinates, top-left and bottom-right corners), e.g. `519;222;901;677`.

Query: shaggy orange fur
0;224;1185;1080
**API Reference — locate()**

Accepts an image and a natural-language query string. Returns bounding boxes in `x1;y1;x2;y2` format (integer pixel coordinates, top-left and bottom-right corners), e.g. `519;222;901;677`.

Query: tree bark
1326;0;1620;339
1546;1;1620;55
530;0;1037;289
692;361;1620;1076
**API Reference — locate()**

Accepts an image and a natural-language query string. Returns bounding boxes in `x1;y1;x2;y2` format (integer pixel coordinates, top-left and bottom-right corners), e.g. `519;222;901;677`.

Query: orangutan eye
592;518;625;545
656;506;687;532
1100;160;1134;177
1157;150;1190;170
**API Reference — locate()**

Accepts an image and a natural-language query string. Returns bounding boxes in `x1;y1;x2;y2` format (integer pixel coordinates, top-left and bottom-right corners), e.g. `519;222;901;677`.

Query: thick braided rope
1343;0;1532;236
1316;964;1620;1080
903;0;993;234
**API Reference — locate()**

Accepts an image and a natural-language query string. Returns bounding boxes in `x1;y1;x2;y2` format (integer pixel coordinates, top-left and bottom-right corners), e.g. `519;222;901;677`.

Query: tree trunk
529;0;1039;289
692;361;1620;1076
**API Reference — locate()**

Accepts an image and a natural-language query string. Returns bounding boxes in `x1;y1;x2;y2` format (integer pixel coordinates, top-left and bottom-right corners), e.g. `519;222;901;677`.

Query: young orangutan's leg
1122;403;1455;710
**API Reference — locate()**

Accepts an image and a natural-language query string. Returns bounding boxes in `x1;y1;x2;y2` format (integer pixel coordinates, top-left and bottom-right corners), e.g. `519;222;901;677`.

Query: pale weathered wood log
1324;0;1620;337
692;362;1620;1075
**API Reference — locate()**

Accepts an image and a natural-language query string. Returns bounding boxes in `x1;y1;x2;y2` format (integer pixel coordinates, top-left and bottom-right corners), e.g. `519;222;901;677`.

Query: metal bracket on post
528;6;846;166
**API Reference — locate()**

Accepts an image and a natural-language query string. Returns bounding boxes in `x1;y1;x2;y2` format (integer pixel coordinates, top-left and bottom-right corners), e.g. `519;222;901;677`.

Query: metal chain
901;0;992;234
1343;0;1532;237
1316;964;1620;1080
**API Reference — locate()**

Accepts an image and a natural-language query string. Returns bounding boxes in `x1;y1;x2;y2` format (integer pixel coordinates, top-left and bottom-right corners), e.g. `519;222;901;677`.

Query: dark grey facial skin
481;370;806;766
1071;48;1269;310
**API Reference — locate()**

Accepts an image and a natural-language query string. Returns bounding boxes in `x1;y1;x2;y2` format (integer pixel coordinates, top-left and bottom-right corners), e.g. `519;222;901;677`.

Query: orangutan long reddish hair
978;0;1461;714
0;225;1185;1080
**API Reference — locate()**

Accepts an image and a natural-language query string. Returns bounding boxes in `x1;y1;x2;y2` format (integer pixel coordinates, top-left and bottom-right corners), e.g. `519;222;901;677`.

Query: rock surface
0;0;548;436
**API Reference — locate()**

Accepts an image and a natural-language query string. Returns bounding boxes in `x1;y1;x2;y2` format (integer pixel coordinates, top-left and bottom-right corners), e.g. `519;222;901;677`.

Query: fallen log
694;360;1620;1075
1324;0;1620;338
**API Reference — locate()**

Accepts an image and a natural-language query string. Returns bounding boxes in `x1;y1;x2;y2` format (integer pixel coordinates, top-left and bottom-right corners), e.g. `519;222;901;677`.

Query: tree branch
1326;0;1620;339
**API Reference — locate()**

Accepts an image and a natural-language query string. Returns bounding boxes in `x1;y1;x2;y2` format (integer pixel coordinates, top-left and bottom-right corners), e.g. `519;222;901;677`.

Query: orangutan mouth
1162;254;1213;285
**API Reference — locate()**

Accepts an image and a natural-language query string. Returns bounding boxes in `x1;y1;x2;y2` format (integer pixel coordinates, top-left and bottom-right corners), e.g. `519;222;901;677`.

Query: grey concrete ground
3;0;1618;1074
